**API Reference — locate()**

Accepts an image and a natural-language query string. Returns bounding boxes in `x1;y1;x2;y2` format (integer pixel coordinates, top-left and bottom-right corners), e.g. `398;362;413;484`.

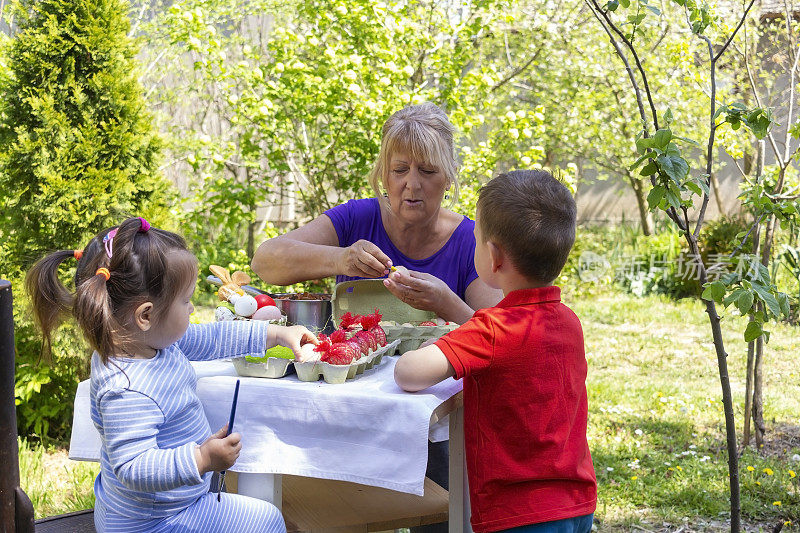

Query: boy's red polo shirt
435;286;596;532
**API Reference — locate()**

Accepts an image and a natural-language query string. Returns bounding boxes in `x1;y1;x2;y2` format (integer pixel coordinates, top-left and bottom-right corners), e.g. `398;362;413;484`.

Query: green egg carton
293;339;400;384
331;279;458;354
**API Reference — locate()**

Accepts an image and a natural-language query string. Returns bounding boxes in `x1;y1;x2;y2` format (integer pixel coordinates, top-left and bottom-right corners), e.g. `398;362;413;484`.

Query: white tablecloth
69;357;461;496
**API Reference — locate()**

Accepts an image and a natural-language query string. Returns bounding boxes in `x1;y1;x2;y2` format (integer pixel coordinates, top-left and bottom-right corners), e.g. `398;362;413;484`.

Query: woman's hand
338;239;393;278
271;325;319;359
383;268;469;322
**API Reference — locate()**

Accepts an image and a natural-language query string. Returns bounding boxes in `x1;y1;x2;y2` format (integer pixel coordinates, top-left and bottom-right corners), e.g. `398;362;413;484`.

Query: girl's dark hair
477;170;577;284
26;217;197;365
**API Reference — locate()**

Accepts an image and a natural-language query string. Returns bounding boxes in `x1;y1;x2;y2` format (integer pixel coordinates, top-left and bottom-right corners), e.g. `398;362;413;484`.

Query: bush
0;0;171;440
564;218;762;300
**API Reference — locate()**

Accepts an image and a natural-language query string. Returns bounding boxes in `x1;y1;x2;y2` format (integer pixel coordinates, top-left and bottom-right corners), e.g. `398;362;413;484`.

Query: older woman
251;103;502;324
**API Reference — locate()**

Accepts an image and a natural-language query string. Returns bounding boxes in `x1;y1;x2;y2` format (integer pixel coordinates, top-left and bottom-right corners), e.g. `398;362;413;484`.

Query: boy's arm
394;344;455;392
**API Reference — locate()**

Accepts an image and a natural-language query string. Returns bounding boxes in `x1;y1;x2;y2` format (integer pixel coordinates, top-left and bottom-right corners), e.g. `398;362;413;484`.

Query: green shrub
0;0;171;440
565;218;763;300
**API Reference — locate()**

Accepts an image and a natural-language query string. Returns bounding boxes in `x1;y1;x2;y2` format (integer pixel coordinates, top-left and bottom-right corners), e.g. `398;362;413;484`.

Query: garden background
0;0;798;530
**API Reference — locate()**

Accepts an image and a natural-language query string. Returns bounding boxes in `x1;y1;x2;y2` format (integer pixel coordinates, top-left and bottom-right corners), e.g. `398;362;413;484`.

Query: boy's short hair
477;169;576;284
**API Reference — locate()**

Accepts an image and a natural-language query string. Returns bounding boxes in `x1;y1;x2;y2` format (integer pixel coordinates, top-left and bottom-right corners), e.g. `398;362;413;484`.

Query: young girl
27;217;315;533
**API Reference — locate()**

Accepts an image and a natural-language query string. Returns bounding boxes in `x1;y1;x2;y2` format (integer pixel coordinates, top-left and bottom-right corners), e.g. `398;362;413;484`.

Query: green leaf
723;288;745;306
665;183;683;209
736;290;754;315
636;136;655;153
701;280;726;303
663;108;673;125
647;185;665;209
645;5;661;15
777;292;790;316
658;154;689;184
751;282;781;317
653;128;672;149
695;175;710;195
640;160;658;176
630;153;651;170
685;181;702;195
744;320;763;342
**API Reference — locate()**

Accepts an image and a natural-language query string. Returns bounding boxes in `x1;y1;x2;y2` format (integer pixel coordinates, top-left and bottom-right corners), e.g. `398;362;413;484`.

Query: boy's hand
195;425;241;475
271;325;318;359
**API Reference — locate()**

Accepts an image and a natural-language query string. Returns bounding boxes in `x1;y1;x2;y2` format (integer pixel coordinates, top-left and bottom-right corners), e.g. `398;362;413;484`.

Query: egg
215;306;235;322
251;305;283;321
233;294;258;317
392;265;410;276
299;343;321;362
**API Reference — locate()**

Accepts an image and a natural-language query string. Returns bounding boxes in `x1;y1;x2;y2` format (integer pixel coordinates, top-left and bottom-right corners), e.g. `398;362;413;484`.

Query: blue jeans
499;514;594;533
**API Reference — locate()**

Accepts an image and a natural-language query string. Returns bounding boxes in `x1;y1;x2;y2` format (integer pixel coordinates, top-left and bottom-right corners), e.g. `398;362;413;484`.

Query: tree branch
492;48;543;93
589;0;660;131
713;0;757;63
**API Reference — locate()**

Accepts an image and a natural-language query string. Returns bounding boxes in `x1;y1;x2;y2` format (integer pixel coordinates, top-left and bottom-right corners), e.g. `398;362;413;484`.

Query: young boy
395;170;596;533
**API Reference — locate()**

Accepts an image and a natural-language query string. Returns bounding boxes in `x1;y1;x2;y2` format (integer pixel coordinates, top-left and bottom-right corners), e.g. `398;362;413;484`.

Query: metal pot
272;294;335;334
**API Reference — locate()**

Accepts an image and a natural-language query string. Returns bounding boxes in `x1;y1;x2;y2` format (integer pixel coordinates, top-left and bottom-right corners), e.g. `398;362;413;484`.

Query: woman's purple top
325;198;480;301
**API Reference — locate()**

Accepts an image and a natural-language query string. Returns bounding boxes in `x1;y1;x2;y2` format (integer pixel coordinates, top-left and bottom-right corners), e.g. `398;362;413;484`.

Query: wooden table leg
237;472;283;511
448;405;471;533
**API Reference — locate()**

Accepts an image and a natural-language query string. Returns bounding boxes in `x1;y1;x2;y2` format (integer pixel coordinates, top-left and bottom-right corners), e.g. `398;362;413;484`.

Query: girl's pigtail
74;268;121;365
25;250;77;358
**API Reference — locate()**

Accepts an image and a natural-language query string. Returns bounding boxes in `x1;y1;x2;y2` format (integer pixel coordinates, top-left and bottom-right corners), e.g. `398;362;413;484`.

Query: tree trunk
743;339;755;446
710;172;725;217
752;214;778;446
753;329;766;447
743;220;762;447
688;234;741;531
629;175;654;235
246;167;256;258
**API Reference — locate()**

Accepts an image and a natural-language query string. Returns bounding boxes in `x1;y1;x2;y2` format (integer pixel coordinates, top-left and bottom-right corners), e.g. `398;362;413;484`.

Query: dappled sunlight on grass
571;290;800;530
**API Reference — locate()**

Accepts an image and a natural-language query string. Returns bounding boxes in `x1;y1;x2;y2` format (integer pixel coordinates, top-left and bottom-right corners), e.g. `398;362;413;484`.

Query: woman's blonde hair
369;103;460;207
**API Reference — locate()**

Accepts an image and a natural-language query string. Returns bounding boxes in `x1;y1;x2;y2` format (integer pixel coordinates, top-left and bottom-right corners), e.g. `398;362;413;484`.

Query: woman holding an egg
251;103;502;325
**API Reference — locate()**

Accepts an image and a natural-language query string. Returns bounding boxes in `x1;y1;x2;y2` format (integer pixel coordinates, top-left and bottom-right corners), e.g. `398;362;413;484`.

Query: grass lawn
18;289;800;530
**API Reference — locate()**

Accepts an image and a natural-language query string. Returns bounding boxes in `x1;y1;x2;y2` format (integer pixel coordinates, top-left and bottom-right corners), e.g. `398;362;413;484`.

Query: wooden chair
0;280;95;532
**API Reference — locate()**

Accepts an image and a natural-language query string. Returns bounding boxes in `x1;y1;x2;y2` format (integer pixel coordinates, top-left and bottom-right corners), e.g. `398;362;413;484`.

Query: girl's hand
383;269;455;318
338;239;393;278
195;425;241;474
271;325;318;359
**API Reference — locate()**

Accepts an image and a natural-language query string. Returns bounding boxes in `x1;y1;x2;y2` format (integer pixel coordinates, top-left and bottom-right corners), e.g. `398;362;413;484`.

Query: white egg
233;294;258;317
299;343;321;362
